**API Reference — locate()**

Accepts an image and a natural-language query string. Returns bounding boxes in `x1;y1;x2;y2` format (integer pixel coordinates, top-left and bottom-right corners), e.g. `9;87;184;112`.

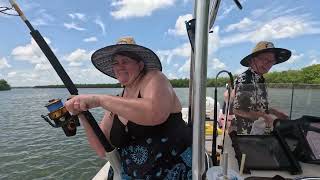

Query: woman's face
112;54;144;86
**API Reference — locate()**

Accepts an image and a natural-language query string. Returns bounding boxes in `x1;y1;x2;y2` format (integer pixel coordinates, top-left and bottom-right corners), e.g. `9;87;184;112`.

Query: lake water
0;87;319;179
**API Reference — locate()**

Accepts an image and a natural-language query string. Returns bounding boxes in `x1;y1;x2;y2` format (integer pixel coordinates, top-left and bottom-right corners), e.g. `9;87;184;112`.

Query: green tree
0;79;11;91
301;64;320;84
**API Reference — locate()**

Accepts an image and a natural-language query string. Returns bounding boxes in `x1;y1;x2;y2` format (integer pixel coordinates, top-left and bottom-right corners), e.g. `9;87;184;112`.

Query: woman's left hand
65;94;100;115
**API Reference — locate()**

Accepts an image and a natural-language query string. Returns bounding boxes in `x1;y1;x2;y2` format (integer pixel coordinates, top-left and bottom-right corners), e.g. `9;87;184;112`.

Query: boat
93;0;320;179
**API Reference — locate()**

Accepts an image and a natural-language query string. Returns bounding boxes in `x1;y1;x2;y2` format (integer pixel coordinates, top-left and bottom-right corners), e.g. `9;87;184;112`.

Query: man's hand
276;111;289;120
270;108;289;120
65;95;100;115
263;114;275;127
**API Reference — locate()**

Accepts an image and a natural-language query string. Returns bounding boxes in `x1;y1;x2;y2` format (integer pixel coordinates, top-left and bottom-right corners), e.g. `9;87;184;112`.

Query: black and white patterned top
108;91;193;179
232;68;269;134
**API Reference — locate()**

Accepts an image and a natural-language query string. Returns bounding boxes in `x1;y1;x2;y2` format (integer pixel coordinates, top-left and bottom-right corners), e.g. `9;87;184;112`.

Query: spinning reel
41;99;80;136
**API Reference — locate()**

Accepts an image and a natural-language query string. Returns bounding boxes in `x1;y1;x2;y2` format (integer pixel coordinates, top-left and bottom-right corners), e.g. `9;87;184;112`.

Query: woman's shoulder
140;70;172;93
143;70;168;84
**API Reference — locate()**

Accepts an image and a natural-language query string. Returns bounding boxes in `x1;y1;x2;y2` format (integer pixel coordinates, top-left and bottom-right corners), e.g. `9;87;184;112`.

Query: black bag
229;131;302;175
274;116;320;164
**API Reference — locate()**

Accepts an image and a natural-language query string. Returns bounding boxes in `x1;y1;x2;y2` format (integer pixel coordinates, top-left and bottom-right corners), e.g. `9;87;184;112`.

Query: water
0;87;319;180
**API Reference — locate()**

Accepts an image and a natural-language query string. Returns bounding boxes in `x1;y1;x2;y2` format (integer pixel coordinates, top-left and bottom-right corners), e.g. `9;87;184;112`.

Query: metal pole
188;0;197;126
192;0;210;179
289;83;295;120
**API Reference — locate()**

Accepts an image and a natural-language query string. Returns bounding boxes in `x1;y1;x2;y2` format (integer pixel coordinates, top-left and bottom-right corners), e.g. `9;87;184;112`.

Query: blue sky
0;0;320;87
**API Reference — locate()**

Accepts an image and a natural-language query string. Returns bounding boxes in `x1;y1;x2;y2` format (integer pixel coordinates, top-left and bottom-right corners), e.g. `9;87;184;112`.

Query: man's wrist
258;111;268;119
92;95;101;107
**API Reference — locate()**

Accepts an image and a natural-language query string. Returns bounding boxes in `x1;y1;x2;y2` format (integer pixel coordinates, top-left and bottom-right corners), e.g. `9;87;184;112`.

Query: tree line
0;79;11;91
30;64;320;88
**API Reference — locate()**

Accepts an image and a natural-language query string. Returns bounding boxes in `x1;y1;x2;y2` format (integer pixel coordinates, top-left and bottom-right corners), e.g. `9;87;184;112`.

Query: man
232;41;291;135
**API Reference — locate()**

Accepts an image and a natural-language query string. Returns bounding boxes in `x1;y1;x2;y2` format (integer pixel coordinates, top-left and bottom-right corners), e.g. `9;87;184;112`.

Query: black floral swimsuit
109;91;193;179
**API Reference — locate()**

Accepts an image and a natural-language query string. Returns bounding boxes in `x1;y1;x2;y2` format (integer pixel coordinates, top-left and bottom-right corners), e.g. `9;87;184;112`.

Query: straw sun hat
91;37;162;79
240;41;291;67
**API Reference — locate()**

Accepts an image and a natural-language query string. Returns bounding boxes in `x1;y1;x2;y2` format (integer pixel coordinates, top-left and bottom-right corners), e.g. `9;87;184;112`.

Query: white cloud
225;17;253;32
157;43;191;64
83;36;98;42
309;55;320;66
32;9;55;26
208;58;225;70
178;58;190;73
0;57;11;69
11;38;52;64
250;16;318;41
218;0;246;20
167;73;178;79
235;66;247;75
64;49;93;67
68;13;86;21
63;22;86;31
159;26;220;78
110;0;176;19
251;8;270;18
32;19;48;26
5;70;56;87
4;66;112;87
221;15;320;46
66;67;117;84
7;71;17;78
34;63;51;71
168;14;192;36
208;26;220;55
286;52;304;64
94;17;106;35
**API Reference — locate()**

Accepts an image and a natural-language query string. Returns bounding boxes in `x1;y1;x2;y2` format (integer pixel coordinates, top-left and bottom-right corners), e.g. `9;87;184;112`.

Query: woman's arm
98;71;174;125
77;111;113;158
65;71;175;126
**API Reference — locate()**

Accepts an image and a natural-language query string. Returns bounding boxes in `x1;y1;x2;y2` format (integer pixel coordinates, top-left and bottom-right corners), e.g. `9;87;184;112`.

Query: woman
219;85;235;130
65;37;192;179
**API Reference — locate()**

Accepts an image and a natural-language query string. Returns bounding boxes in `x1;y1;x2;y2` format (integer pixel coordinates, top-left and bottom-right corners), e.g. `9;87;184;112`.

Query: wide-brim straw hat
91;37;162;79
240;41;291;67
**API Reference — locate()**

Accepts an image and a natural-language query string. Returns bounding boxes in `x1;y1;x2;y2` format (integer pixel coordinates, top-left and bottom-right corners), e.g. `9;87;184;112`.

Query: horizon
1;0;320;87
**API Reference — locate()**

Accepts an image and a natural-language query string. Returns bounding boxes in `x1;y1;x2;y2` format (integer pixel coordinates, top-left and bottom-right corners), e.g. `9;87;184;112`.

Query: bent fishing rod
9;0;114;152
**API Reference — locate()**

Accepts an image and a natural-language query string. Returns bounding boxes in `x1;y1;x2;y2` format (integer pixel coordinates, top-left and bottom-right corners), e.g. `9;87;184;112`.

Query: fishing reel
41;99;80;137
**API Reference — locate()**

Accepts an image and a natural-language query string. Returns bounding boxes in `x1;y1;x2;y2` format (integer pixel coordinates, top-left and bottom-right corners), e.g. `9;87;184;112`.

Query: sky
0;0;320;87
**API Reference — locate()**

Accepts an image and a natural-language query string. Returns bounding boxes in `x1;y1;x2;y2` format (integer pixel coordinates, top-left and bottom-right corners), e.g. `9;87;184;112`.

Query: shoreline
10;83;320;89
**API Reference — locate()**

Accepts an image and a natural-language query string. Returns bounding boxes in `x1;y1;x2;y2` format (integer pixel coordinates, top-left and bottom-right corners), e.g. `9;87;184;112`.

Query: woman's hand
65;94;100;115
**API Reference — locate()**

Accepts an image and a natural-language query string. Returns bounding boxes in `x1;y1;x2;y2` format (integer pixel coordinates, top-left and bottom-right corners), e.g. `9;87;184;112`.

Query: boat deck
206;135;319;179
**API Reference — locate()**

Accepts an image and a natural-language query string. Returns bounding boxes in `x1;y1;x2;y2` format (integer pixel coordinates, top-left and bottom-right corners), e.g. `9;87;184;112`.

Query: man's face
250;52;276;75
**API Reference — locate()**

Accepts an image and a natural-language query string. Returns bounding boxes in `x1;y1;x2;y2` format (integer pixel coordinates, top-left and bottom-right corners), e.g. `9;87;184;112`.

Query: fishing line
0;6;18;16
1;4;61;90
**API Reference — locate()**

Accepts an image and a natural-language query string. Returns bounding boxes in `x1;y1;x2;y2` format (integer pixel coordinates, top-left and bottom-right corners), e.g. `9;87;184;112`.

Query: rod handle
239;153;246;175
9;0;26;20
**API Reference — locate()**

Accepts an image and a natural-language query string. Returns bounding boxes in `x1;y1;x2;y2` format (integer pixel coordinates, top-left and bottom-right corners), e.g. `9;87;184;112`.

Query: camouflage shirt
232;68;269;134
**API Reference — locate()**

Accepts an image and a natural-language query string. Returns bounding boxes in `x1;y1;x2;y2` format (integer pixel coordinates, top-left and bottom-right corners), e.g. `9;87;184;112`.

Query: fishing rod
8;0;113;150
211;70;234;165
209;0;242;30
8;1;121;178
9;0;121;179
220;83;232;155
